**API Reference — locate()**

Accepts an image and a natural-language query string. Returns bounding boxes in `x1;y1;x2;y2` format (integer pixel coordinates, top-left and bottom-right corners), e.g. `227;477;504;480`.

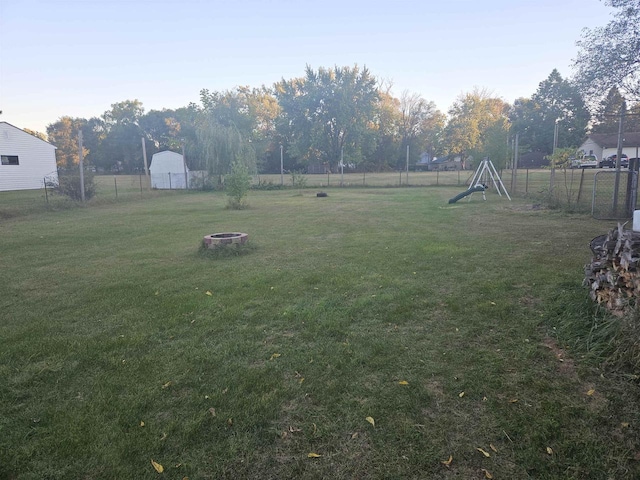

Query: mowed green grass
1;187;638;479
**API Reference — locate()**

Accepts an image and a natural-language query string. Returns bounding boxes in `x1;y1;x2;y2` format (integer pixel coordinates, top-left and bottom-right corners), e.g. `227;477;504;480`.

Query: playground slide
448;185;485;204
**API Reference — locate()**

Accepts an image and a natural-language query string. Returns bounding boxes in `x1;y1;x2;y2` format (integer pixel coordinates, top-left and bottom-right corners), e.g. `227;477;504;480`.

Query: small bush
225;162;251;209
290;170;308;188
56;173;96;201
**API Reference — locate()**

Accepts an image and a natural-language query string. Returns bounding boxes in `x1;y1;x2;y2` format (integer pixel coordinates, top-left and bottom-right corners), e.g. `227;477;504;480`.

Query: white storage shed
149;150;189;189
0;121;58;191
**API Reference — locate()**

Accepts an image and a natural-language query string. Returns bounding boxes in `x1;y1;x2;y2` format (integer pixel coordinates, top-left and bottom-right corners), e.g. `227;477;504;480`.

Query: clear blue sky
0;0;613;133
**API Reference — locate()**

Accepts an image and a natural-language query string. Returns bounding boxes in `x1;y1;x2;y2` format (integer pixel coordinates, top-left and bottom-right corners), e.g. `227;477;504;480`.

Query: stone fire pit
203;232;248;249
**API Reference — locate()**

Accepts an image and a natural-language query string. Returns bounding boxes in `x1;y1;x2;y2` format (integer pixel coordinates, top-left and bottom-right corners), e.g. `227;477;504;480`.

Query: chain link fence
592;170;638;220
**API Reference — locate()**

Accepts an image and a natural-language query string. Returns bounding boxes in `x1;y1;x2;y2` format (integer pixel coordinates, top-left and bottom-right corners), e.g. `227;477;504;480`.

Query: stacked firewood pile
584;224;640;313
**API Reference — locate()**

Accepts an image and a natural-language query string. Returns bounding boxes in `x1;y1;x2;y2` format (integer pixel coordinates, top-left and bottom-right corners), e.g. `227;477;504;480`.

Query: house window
1;155;19;166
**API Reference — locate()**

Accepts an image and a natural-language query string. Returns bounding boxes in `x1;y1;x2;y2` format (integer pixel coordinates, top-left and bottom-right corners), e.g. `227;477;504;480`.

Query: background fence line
2;169;637;219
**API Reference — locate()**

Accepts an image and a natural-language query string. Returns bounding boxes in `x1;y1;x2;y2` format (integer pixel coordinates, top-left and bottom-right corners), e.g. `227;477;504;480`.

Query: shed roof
149;150;187;173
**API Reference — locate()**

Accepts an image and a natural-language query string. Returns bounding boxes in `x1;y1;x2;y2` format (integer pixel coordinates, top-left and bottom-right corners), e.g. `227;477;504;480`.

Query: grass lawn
1;187;639;479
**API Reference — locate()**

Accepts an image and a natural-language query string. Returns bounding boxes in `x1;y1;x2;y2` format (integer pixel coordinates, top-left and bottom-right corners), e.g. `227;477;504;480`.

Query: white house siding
0;122;58;191
149;151;189;189
603;147;640;160
577;138;603;161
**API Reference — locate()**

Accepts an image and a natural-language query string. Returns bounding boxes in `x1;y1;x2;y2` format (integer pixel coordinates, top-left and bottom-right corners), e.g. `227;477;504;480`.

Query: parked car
599;154;628;168
571;155;598;168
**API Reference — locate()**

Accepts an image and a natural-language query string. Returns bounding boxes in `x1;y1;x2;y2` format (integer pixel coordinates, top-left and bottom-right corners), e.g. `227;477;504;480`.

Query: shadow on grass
197;241;258;259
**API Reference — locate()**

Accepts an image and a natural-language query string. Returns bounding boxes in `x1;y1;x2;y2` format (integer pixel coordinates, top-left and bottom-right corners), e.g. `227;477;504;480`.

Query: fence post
526;169;529;195
139;174;143;194
576;168;585;205
363;171;366;186
327;171;330;187
169;173;172;190
457;170;460;185
436;169;439;185
114;176;118;198
44;177;48;204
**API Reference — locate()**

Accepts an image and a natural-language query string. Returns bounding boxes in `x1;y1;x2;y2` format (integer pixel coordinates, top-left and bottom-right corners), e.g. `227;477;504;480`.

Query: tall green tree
442;89;510;167
100;100;145;172
398;91;445;168
574;0;640;101
197;87;277;175
591;87;626;134
275;65;379;170
46;116;89;169
367;87;401;171
510;70;589;154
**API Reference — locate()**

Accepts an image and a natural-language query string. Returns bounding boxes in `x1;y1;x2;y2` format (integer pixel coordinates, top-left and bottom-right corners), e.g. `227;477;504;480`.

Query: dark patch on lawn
197;241;258;259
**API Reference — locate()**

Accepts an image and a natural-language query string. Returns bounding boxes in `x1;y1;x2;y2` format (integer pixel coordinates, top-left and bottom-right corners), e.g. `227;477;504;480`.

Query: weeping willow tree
196;115;257;185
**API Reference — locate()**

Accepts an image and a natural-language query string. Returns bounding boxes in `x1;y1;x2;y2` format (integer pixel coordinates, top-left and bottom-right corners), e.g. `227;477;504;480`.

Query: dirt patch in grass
542;335;578;378
542;336;609;411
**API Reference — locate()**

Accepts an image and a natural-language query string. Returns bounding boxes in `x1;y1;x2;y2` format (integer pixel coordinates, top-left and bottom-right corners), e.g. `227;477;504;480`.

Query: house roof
0;121;56;148
586;132;640;149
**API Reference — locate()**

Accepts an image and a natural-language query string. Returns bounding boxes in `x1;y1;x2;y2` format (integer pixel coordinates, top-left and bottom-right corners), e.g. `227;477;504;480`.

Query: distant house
150;151;189;189
0;121;58;192
426;155;464;171
578;132;640;161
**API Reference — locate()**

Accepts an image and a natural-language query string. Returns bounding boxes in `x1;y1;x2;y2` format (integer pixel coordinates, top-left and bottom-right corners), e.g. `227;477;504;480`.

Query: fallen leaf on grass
351;432;359;439
227;418;233;426
208;408;216;417
481;468;493;479
139;421;145;427
205;291;213;296
366;416;375;427
476;447;491;458
160;432;167;441
307;453;322;458
162;381;172;389
151;459;164;473
458;391;465;398
489;443;498;453
587;389;595;396
441;455;453;467
621;422;630;428
270;353;281;361
509;398;519;403
398;380;409;385
546;447;553;455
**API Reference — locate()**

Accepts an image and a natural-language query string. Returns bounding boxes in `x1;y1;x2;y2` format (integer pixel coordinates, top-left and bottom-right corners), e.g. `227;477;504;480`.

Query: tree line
41;1;640;176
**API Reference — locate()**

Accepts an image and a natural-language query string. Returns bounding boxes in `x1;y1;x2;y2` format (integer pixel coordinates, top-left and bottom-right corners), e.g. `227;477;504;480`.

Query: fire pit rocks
203;232;248;249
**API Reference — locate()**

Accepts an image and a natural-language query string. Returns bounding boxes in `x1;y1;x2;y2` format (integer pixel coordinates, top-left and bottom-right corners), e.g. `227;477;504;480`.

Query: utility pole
182;141;188;190
341;146;344;186
141;137;149;191
612;103;626;216
511;133;519;194
406;144;409;185
78;130;85;202
550;119;559;198
280;144;284;186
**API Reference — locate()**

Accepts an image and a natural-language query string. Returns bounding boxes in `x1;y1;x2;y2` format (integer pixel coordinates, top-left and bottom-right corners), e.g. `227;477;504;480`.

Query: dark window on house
1;155;19;166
